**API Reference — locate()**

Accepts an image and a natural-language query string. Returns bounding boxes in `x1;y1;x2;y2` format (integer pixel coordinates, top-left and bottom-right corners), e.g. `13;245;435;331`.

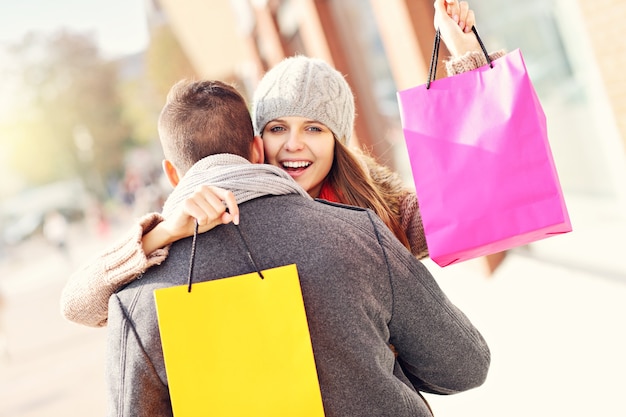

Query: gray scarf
161;154;312;218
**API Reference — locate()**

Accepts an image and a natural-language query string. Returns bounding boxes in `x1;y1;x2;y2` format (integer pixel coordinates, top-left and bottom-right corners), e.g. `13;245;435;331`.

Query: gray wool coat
105;194;490;417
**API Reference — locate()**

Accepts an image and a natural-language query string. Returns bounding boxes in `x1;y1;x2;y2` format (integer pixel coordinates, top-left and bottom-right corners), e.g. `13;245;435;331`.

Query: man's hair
158;79;255;174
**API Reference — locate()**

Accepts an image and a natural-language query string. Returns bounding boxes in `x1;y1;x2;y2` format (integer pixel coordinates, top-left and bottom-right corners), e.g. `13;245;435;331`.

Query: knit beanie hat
252;55;355;145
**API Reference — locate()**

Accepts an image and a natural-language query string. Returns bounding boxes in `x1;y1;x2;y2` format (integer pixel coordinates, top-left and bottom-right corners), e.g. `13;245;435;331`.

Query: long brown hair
325;141;410;249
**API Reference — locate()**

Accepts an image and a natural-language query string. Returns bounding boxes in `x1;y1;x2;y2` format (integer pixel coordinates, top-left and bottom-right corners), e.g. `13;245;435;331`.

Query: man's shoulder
260;195;377;226
260;193;371;213
247;194;372;217
115;270;180;303
313;198;370;212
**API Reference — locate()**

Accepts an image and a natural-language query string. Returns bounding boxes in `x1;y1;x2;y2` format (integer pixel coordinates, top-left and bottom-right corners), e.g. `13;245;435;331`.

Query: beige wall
157;0;246;79
578;0;626;155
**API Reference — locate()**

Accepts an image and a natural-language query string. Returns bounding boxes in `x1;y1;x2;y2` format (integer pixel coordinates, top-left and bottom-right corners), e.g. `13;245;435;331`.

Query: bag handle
186;221;264;293
427;25;492;89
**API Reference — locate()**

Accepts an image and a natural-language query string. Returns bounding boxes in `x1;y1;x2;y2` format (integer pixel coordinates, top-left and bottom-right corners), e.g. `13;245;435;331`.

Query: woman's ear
251;136;265;164
162;159;180;187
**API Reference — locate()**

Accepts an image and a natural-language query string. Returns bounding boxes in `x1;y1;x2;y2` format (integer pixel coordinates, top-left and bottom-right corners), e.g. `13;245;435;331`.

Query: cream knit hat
252;55;355;145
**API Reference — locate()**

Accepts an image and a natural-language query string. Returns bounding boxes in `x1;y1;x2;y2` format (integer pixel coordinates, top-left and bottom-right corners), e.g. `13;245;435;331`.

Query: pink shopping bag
397;28;572;267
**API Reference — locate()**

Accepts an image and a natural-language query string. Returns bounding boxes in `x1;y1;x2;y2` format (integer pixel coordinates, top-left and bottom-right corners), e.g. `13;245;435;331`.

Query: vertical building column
296;0;394;166
251;3;288;69
369;0;446;91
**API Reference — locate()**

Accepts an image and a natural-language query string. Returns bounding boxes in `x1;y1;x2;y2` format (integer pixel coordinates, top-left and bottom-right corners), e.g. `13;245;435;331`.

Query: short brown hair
158;79;255;174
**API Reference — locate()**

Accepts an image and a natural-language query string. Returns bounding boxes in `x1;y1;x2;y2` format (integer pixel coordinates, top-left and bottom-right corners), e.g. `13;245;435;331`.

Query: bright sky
0;0;151;194
0;0;149;58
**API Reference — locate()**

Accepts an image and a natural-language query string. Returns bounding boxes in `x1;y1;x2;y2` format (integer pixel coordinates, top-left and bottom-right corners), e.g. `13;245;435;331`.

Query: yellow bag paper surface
154;264;325;417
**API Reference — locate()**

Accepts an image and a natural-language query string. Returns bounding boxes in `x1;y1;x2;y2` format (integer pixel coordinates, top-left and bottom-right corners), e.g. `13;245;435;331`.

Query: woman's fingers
181;197;220;229
437;0;474;33
220;189;239;225
433;0;481;56
458;1;468;31
445;0;459;24
458;2;475;33
186;185;239;227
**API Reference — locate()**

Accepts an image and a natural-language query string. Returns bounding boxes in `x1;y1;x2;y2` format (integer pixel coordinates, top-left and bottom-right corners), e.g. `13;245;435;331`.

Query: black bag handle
427;25;492;89
186;221;264;293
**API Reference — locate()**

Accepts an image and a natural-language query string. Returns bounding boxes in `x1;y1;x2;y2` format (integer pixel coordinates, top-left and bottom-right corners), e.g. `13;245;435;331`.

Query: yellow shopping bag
154;263;325;417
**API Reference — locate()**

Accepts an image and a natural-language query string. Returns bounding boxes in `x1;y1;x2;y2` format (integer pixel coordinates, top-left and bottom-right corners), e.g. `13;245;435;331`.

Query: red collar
317;181;340;203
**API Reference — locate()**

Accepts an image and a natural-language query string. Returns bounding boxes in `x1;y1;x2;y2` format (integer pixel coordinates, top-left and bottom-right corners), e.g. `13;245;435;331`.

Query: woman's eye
306;126;323;132
268;125;286;133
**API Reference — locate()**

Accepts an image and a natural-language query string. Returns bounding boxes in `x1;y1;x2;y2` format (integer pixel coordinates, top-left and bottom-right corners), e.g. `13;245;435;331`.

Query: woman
61;0;503;327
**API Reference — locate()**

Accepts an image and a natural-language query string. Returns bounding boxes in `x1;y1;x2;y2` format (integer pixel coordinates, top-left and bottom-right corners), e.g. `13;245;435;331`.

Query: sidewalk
0;221;114;417
422;193;626;417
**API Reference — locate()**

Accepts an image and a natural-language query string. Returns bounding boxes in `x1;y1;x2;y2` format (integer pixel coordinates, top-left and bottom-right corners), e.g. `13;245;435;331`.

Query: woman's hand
433;0;481;57
141;185;240;254
167;185;239;237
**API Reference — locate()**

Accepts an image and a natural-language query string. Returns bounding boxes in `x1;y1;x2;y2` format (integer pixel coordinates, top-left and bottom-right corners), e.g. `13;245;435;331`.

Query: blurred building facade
149;0;626;205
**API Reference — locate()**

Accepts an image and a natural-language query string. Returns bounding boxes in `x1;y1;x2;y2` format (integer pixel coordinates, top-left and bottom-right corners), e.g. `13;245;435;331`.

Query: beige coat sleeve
399;192;428;260
444;50;507;76
59;212;169;327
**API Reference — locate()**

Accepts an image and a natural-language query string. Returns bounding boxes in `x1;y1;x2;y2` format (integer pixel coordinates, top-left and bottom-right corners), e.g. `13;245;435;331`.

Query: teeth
283;161;311;168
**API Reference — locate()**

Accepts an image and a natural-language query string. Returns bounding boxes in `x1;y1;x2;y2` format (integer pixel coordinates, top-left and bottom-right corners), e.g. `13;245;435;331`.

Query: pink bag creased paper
397;49;572;267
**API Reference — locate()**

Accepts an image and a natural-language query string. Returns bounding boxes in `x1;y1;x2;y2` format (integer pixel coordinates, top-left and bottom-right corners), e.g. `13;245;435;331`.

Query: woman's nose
284;131;304;151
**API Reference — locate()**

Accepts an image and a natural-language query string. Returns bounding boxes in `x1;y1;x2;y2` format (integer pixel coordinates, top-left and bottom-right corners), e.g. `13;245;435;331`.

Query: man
105;79;490;416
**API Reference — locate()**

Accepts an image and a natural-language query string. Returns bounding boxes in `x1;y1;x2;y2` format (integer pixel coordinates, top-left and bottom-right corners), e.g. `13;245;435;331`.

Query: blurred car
1;212;44;245
0;179;87;246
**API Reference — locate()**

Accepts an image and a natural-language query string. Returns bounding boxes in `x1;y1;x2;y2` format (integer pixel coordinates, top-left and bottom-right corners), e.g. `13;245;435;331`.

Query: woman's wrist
446;33;481;58
141;221;178;255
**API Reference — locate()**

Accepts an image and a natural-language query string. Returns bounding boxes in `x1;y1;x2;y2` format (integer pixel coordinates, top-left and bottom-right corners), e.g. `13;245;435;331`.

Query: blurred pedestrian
0;290;8;363
43;210;70;259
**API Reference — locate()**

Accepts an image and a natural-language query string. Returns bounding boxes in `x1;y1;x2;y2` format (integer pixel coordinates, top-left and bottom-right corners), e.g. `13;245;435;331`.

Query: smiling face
261;116;335;198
